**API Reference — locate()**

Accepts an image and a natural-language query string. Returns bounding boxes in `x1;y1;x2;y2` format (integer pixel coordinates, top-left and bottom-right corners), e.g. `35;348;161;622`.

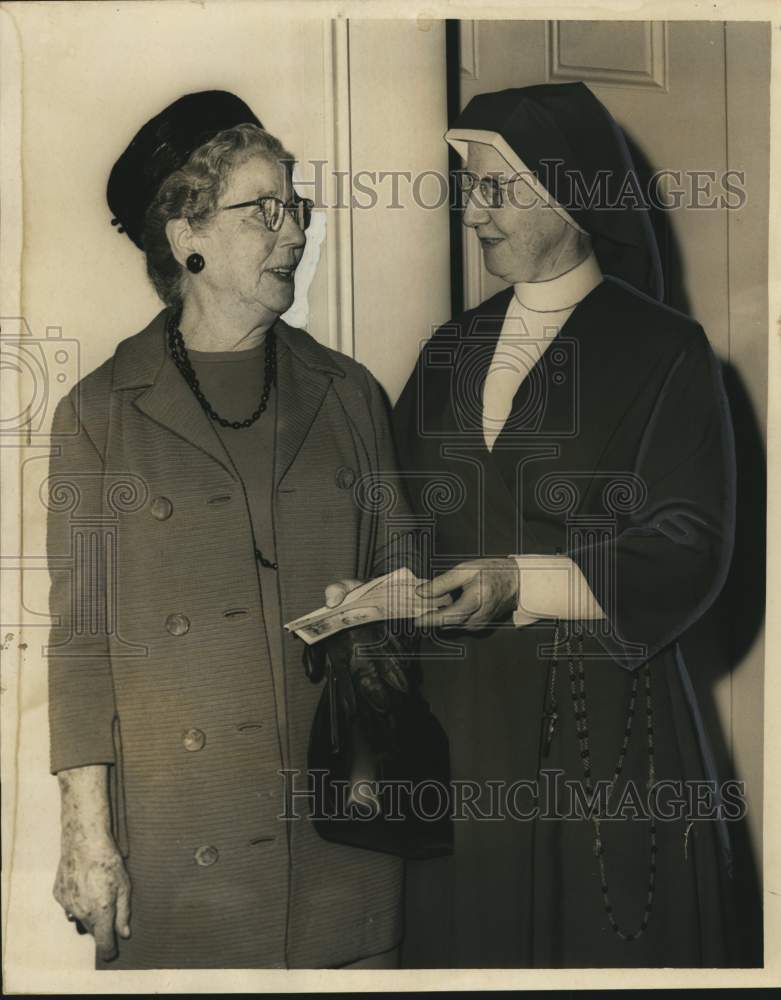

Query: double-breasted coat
392;275;741;968
47;310;413;969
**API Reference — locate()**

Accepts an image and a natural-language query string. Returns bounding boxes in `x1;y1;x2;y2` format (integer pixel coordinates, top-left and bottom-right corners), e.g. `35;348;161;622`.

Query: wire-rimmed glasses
456;170;523;209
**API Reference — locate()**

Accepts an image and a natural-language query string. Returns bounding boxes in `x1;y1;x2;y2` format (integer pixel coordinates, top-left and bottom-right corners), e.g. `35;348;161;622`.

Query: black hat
107;90;264;250
447;82;664;300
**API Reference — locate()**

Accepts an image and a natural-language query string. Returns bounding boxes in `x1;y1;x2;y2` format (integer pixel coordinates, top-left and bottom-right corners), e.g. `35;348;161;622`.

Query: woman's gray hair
142;123;295;309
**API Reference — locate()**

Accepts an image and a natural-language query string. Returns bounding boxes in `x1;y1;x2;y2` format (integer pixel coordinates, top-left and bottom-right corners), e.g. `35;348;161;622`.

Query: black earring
186;253;205;274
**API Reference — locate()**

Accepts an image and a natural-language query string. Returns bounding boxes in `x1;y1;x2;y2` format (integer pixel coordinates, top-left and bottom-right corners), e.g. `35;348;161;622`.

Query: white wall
349;19;451;401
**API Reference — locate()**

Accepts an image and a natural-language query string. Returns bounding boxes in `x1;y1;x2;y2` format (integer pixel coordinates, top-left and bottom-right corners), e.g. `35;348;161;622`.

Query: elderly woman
393;83;740;967
47;90;411;970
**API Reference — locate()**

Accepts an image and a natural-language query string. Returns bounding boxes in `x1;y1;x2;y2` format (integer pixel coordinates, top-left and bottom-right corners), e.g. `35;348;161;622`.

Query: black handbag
303;623;453;860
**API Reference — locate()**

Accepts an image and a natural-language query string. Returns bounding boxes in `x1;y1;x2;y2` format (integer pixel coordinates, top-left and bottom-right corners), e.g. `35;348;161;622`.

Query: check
284;568;452;644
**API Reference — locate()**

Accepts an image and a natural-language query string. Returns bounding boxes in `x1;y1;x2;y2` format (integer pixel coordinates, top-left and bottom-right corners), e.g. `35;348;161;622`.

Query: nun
393;82;739;968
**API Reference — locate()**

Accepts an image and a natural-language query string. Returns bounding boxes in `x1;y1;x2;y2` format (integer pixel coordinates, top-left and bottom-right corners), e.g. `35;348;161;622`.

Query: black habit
392;275;740;968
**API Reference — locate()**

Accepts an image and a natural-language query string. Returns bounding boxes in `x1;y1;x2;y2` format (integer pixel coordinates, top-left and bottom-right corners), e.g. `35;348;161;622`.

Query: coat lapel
116;312;238;481
112;310;347;490
136;351;240;481
273;339;333;487
272;319;347;487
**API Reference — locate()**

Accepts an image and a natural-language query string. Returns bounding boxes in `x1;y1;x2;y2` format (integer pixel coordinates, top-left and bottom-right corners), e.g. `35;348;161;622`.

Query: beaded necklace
166;310;279;572
166;310;276;430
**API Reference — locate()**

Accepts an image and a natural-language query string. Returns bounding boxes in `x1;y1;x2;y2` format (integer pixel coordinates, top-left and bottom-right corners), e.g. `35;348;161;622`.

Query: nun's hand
415;559;520;631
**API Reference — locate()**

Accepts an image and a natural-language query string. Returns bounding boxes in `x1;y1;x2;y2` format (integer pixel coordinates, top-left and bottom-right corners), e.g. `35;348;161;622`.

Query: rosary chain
548;623;657;942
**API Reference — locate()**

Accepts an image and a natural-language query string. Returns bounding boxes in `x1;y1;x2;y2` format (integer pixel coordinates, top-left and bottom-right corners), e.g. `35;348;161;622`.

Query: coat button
165;613;190;636
182;727;206;752
150;496;173;520
194;845;219;867
336;466;356;490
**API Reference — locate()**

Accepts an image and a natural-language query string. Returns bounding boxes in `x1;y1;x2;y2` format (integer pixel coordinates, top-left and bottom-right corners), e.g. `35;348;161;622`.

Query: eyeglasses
456;171;522;209
219;194;314;232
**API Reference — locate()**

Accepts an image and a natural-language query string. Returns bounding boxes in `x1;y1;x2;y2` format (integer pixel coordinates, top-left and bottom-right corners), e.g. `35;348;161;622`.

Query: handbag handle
327;658;340;754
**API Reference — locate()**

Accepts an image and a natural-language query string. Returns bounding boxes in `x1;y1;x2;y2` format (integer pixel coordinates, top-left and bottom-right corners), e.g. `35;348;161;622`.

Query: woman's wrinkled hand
53;834;131;962
324;578;363;608
415;558;521;631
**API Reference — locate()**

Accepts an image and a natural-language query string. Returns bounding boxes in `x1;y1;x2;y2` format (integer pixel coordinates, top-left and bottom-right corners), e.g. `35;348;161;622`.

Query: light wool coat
47;310;412;969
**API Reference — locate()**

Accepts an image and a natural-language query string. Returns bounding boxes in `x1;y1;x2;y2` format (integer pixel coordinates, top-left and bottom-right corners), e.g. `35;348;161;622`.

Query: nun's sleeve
566;327;736;671
510;553;606;624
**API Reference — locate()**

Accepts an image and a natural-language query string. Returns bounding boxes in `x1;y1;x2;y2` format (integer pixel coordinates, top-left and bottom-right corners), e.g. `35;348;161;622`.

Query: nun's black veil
449;81;664;301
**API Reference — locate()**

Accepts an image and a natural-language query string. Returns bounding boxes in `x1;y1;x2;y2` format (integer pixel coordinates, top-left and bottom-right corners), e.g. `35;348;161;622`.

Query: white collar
513;252;602;313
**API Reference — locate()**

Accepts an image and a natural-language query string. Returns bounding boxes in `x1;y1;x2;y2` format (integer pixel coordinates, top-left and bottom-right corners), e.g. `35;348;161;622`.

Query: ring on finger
65;911;89;935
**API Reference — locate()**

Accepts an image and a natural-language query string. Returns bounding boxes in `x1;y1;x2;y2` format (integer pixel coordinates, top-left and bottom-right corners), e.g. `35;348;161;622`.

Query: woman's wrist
58;764;115;848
